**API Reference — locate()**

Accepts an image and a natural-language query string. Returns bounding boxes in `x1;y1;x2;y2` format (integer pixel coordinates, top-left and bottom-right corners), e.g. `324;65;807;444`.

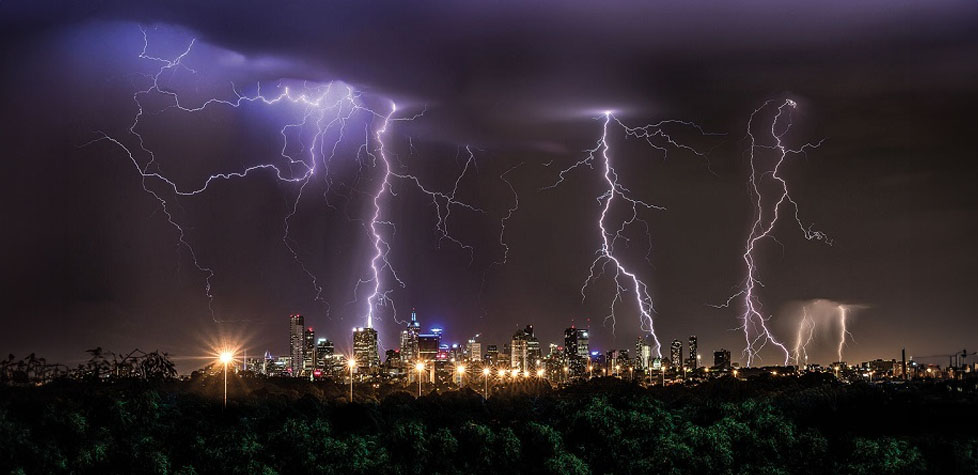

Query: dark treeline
1;348;176;384
1;370;976;474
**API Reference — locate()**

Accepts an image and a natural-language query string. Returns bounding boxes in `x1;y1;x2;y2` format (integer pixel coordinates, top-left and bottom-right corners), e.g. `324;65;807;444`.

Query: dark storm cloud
0;0;975;368
3;0;974;144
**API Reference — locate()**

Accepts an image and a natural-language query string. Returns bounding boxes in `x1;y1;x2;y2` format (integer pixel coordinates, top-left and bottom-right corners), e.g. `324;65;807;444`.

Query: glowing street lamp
456;365;466;389
219;351;234;408
347;359;357;403
536;368;545;378
415;362;426;397
482;368;491;398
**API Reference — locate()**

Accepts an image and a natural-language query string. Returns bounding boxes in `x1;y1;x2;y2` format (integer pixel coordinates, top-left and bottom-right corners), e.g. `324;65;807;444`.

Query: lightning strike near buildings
717;99;830;366
544;111;710;356
792;305;817;366
837;304;850;363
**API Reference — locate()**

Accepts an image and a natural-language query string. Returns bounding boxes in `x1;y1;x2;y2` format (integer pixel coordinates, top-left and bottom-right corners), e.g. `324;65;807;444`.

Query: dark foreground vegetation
2;371;976;474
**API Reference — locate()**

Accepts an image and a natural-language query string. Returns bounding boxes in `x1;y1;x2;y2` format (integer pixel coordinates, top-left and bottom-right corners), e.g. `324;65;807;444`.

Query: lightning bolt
86;27;482;329
478;161;525;302
357;131;486;330
837;304;851;363
718;99;830;366
792;305;817;367
494;162;525;267
544;111;711;356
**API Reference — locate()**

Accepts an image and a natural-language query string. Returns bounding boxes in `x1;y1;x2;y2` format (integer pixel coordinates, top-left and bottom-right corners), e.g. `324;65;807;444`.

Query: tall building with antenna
289;314;304;376
399;309;422;363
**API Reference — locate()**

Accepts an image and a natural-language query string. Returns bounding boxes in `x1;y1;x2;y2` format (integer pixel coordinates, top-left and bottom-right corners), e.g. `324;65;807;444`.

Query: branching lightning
544;112;711;356
717;99;830;366
87;27;482;328
792;305;817;366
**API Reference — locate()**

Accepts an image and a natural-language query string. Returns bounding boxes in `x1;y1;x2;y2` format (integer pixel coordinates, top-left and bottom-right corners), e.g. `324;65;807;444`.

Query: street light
415;362;425;397
219;351;233;408
347;359;357;403
482;368;491;398
456;365;466;389
536;368;545;378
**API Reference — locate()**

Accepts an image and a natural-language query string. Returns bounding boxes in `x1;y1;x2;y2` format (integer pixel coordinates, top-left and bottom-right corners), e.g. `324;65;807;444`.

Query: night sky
1;1;975;369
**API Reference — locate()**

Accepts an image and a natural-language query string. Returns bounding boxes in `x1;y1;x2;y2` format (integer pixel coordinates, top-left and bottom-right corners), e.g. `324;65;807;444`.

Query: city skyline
255;309;942;374
1;1;976;369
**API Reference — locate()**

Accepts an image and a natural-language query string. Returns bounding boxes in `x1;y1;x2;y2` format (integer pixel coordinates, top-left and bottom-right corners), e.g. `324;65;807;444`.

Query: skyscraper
564;326;590;375
525;325;541;369
303;327;316;374
417;330;441;361
510;325;539;371
315;338;334;370
486;344;499;366
289;314;304;376
511;327;528;370
635;336;653;370
687;335;698;370
399;309;421;363
467;334;482;362
353;327;380;369
670;339;683;372
713;348;731;370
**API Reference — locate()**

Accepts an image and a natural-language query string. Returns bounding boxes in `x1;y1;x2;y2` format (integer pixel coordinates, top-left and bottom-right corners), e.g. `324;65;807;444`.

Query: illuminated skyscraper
525;325;541;369
303;327;316;374
417;330;441;362
687;335;698;370
289;314;304;376
670;339;683;372
486;345;499;366
635;336;653;370
510;325;538;370
467;334;482;362
315;338;334;370
399;309;422;363
353;327;380;369
564;326;590;375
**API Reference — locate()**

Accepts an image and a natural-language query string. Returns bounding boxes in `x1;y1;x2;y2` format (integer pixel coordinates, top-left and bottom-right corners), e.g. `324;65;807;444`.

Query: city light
415;362;425;397
536;368;545;377
482;367;491;399
348;358;356;403
218;349;234;408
